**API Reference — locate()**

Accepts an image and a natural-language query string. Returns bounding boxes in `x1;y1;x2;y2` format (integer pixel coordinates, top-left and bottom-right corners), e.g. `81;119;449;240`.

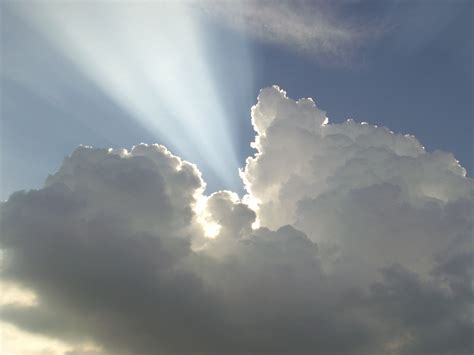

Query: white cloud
243;86;471;279
1;88;472;354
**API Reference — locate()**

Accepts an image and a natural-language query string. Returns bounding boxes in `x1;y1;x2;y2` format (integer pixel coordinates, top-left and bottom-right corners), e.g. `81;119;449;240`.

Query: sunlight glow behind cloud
11;1;243;190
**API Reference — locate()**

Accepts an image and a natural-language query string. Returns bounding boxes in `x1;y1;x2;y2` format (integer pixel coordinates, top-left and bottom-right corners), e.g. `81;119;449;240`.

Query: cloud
195;0;384;63
1;88;472;354
243;86;471;278
196;0;472;67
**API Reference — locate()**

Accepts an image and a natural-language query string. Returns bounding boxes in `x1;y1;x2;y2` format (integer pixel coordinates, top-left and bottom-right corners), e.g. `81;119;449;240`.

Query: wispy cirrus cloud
196;0;385;63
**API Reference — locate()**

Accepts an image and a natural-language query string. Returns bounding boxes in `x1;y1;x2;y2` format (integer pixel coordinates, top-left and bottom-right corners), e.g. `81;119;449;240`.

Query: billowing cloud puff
243;86;471;279
1;88;472;354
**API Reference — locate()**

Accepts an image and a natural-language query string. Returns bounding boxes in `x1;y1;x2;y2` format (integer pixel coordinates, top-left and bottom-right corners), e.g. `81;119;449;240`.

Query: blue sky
1;0;472;200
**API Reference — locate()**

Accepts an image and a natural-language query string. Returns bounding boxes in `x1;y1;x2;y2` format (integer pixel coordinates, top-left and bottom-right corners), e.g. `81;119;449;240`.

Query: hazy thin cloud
196;0;382;62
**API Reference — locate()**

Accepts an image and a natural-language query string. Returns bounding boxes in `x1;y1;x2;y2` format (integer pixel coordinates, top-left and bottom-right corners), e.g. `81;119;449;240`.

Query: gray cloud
1;88;472;354
369;262;473;355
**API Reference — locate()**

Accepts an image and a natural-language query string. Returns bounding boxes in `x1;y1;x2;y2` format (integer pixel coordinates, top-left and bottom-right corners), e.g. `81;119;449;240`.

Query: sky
1;0;472;199
0;1;473;354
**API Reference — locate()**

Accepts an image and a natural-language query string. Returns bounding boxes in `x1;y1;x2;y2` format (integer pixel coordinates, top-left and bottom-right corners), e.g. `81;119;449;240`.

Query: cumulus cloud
243;87;471;279
1;88;472;354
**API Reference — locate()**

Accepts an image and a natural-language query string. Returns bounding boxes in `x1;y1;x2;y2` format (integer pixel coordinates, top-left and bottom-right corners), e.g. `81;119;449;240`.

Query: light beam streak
10;1;244;190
